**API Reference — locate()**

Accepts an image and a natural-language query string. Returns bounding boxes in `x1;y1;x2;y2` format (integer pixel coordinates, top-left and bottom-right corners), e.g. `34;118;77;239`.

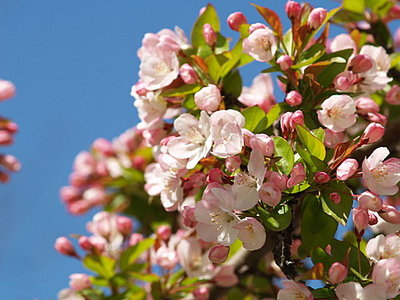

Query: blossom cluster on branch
55;1;400;299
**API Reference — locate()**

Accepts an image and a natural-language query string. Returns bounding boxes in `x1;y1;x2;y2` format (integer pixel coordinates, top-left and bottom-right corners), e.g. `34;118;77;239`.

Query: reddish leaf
190;55;208;73
251;3;283;39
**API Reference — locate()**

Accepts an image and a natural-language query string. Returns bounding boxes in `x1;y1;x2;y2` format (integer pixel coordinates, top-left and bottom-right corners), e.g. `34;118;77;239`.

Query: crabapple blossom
372;257;400;298
259;182;281;206
242;27;277;62
193;287;210;300
55;237;77;257
355;97;380;115
307;8;327;29
179;63;198;84
116;216;133;236
249;22;267;34
328;262;347;284
69;274;91;291
353;207;369;232
366;233;400;263
358;191;382;212
238;73;275;112
265;171;288;192
249;133;274;157
132;90;167;130
58;289;85;300
208;244;230;264
362;147;400;195
317;95;357;132
213;265;239;287
194;84;221;112
168;111;212;169
156;224;172;241
203;24;217;46
225;155;241;172
0;80;15;101
386;85;400;105
277;280;313;300
285;1;301;19
329;34;356;53
277;55;293;71
314;171;330;184
234;217;266;251
285;90;302;106
336;158;358;180
349;54;373;73
335;282;386;300
330;192;341;204
227;12;247;31
379;204;400;224
287;163;306;188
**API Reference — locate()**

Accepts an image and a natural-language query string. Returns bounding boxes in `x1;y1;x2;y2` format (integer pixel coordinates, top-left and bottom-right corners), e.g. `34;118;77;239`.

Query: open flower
362;147;400;195
335;282;386;300
366;233;400;263
238;74;275;112
317;95;356;132
168;111;212;169
277;280;313;300
372;257;400;298
242;28;277;62
234;217;266;251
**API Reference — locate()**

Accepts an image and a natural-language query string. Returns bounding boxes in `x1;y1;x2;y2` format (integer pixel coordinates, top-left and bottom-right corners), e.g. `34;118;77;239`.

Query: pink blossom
60;186;80;204
329;34;356;54
334;72;353;91
285;90;302;106
155;245;179;269
129;233;144;246
194;84;221;112
227;12;247;31
0;80;16;101
366;233;400;263
177;238;213;278
336;158;358;180
203;24;217;46
83;187;107;206
335;282;386;300
355;97;380;115
69;274;91;291
314;171;330;184
259;182;281;206
168;111;212;169
73;152;96;177
0;154;21;172
234;217;266;251
193;287;210;300
324;129;346;149
349;54;373;73
277;280;313;300
179;63;198;84
55;237;77;257
238;74;275;112
116;216;133;236
181;206;198;228
265;171;288;191
213;265;239;287
358;191;382;212
287;163;306;188
307;8;327;30
58;289;85;300
329;262;347;284
132;90;167;130
210;110;245;158
277;55;293;71
156;224;172;241
395;28;400;50
353;207;369;232
285;1;301;19
92;138;114;157
317;95;356;132
242;28;277;62
362;147;400;195
249;23;267;34
249;133;274;157
78;236;93;251
208;244;230;264
386;85;400;105
379;204;400;224
225;156;241;172
372;257;400;298
366;112;387;126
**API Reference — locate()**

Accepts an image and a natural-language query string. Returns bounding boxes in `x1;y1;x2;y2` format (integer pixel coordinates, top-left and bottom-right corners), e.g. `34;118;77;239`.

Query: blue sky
0;0;368;298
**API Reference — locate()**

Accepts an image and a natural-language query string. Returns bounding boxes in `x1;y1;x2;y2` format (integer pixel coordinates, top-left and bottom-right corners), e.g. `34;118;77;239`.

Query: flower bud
285;91;302;106
355;97;379;115
308;8;327;29
92;138;113;156
314;171;330;184
227;12;248;31
277;55;293;71
83;187;106;206
361;122;385;144
225;156;241;172
194;84;221;112
328;262;347;284
156;224;172;241
78;236;93;251
395;28;400;50
379;204;400;224
280;112;293;134
249;134;275;157
55;237;77;257
207;168;224;184
368;213;378;225
0;154;21;172
291;110;305;126
285;1;302;19
179;63;198;84
0;80;16;101
69;273;91;291
249;23;267;34
349;54;373;73
334;75;352;90
132;81;148;97
358;191;382;212
89;236;106;252
117;216;133;236
265;171;288;191
336;158;358;181
203;24;217;46
60;186;81;204
0;130;12;145
67;200;90;215
353;207;369;232
214;265;239;287
129;233;144;246
181;206;198;228
386;85;400;105
330;192;341;204
193;287;210;300
287;163;306;188
208;245;230;264
366;112;387;126
6;121;18;133
259;182;282;206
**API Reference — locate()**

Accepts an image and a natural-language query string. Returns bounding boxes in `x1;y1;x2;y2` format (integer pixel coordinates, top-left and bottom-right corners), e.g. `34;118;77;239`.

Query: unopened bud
225;156;241;172
182;206;198;228
0;80;16;101
328;262;347;284
208;245;230;264
203;24;217;46
180;63;198;84
117;216;133;236
156;225;172;241
227;12;248;31
349;54;373;73
55;237;77;257
92;138;113;156
358;191;382;212
193;286;210;300
78;236;93;251
129;233;144;246
368;213;378;225
355;97;379;115
314;171;330;184
277;55;293;71
362;122;385;144
308;8;327;29
330;192;341;204
285;91;303;106
249;23;267;34
336;158;358;181
353;207;369;232
285;1;302;19
69;273;91;291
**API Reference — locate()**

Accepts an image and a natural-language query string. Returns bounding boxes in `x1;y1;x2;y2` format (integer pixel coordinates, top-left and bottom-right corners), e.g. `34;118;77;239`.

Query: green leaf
343;0;365;14
83;255;116;279
296;125;326;160
261;66;281;73
205;54;230;82
292;44;325;69
222;69;242;98
183;94;196;111
317;62;347;88
366;0;394;17
191;4;220;48
161;84;201;97
264;103;282;129
320;181;353;226
220;40;245;77
119;238;155;271
321;49;354;62
311;128;325;142
258;205;292;232
242;106;266;132
272;137;294;174
166;269;185;289
130;272;160;283
301;194;337;253
311;247;335;270
226;239;243;261
312;288;337;298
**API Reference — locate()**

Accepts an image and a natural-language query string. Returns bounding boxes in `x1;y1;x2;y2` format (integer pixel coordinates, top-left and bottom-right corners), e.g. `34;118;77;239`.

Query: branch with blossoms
55;1;400;299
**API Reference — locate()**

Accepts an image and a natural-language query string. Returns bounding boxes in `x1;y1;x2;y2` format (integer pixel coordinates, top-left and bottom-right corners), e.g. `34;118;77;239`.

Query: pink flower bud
55;237;77;257
129;233;144;246
199;6;206;16
277;55;293;71
69;273;91;291
291;110;305;126
328;262;347;284
0;80;16;101
366;112;387;126
0;154;21;172
156;224;171;240
324;129;346;149
181;206;198;228
78;236;93;251
314;171;330;184
92;138;113;156
285;1;302;19
280;112;293;134
203;24;217;46
355;97;380;115
265;171;288;191
194;84;221;112
259;182;282;206
358;191;382;212
89;236;106;252
73;151;96;176
0;172;9;183
379;204;400;224
69;172;88;188
213;265;239;287
0;130;12;145
285;91;303;106
330;192;341;204
117;216;133;235
336;158;358;181
249;133;274;157
334;74;352;90
368;212;378;225
386;85;400;105
395;28;400;50
60;186;81;204
207;168;224;184
353;207;369;232
193;287;210;300
287;163;306;188
225;156;241;172
361;122;385;144
208;244;230;264
6;121;18;133
308;8;327;29
179;63;198;84
388;5;400;19
132;81;148;97
227;12;248;31
249;23;267;34
67;200;90;215
83;187;107;206
349;54;373;73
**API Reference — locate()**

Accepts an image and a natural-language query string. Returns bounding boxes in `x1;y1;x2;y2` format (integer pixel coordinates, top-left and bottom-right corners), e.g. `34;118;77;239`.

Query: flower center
372;165;389;182
236;172;258;188
210;210;235;231
185;127;206;144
